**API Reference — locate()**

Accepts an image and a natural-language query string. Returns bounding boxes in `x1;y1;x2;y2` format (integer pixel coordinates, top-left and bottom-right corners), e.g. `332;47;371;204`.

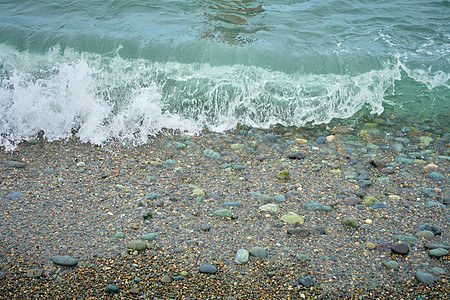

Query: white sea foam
0;44;448;151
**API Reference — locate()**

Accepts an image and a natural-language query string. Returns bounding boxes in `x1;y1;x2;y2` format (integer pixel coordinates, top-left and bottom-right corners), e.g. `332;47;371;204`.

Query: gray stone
273;194;286;203
415;230;435;240
298;276;314;287
27;268;44;278
382;260;400;269
431;267;446;275
7;161;26;168
114;231;125;239
127;241;148;252
370;202;390;209
257;194;273;203
235;249;249;264
427;172;445;180
396;235;420;244
141;233;157;241
415;270;435;285
259;203;280;213
203;149;222;160
286;227;310;237
105;284;120;293
296;254;311;262
425;201;446;208
304;202;332;212
52;255;78;267
213;209;232;218
142;210;153;220
428;248;448;258
424;243;450;250
422;188;439;198
222;201;243;208
390;243;409;255
249;247;268;258
160;274;172;283
199;263;218;274
0;272;5;280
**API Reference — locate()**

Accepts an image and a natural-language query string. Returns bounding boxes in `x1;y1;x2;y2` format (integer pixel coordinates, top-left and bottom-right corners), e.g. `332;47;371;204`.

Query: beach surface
0;117;449;299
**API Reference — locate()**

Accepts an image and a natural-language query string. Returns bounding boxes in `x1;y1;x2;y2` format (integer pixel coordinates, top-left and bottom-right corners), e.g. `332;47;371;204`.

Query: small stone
201;224;211;231
27;268;44;278
105;284;120;293
7;161;26;168
249;247;268;258
115;232;125;239
431;267;447;275
382;260;400;269
396;235;420;244
213;209;232;218
341;217;359;228
370;159;386;170
0;272;5;280
199;264;217;274
298;276;314;287
390;243;409;255
304;202;332;212
52;255;78;267
424;243;450;250
141;233;157;241
127;241;148;252
415;230;435;240
427;172;445;180
363;196;379;207
174;247;185;253
286;227;310;237
222;201;243;208
203;149;222;160
415;270;435;285
160;274;172;283
428;248;448;258
277;170;290;180
316;137;327;144
142;210;153;220
259;203;280;214
280;212;304;224
366;242;376;249
287;152;305;160
296;254;311;262
235;249;249;264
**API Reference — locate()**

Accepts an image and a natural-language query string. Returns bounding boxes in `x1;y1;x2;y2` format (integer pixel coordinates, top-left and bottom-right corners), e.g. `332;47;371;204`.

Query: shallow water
0;0;449;150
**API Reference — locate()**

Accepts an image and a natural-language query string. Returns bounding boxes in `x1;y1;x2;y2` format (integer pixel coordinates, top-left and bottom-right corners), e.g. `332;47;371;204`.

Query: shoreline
0;118;448;299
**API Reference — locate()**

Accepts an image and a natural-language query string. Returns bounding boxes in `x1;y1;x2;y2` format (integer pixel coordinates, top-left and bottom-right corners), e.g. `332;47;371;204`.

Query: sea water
0;0;448;150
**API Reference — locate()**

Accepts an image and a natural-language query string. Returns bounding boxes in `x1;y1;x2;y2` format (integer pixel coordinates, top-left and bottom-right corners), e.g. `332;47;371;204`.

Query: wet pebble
390;243;409;255
52;255;78;267
415;270;435;285
199;264;218;274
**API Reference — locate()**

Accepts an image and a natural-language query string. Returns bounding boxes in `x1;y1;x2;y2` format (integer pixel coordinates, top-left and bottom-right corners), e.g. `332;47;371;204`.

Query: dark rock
199;263;218;274
341;217;359;228
390;243;409;255
311;225;326;235
172;276;185;281
298;276;314;287
286;228;310;237
52;255;78;267
142;210;153;220
287;152;305;160
105;284;120;293
370;159;386;170
0;272;5;280
249;247;268;258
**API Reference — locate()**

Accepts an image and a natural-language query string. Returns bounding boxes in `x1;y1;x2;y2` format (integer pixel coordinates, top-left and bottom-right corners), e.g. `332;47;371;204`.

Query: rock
418;224;441;236
231;143;245;150
422;188;439;198
259;203;280;214
160;274;172;283
280;212;304;224
425;201;446;208
415;270;435;285
341;217;359;228
370;159;386;170
382;260;400;269
213;209;232;218
277;170;290;180
330;126;354;134
424;243;450;250
141;233;157;241
316;137;327;144
366;242;376;249
127;241;148;252
396;235;420;244
431;267;447;275
286;227;310;237
222;201;243;208
273;194;286;203
233;163;246;171
235;249;249;264
427;172;445;180
146;193;163;200
193;188;205;196
172;276;185;281
343;197;361;206
428;248;448;258
52;255;78;267
6;192;22;199
201;224;211;231
203;149;222;160
311;225;326;235
7;161;26;168
415;230;435;240
380;167;394;174
298;276;314;287
390;243;409;255
249;247;268;258
142;210;153;220
371;202;390;209
304;202;332;212
174;247;185;253
296;254;311;262
199;263;218;274
363;196;379;207
105;284;120;293
26;268;44;278
173;142;186;149
287;152;305;160
256;194;273;203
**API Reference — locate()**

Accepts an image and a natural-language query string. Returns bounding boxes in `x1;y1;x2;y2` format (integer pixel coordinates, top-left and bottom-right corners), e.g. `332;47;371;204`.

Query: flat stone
304;202;332;212
280;212;304;224
370;159;386;170
427;172;445;180
415;270;435;285
160;274;172;283
141;233;157;241
7;161;26;168
286;227;310;237
277;170;290;180
52;255;78;267
425;201;445;208
396;235;420;244
222;201;243;208
424;243;450;250
296;254;311;262
415;230;435;240
249;247;268;258
27;268;44;278
390;243;409;255
382;260;400;269
201;224;211;231
428;248;448;258
127;241;148;252
287;152;305;160
431;267;447;275
199;263;218;274
235;249;249;264
298;276;314;287
105;284;120;293
213;209;232;218
363;196;379;206
259;203;280;213
114;232;125;239
203;149;222;160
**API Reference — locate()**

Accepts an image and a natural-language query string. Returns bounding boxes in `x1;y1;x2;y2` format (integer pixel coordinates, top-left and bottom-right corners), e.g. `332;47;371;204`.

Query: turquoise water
0;0;449;150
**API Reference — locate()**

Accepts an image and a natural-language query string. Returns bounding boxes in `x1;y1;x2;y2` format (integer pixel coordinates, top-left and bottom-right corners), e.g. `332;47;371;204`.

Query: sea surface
0;0;449;150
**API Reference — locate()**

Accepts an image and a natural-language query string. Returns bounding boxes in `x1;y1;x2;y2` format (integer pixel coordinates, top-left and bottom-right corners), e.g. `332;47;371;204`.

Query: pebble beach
0;113;449;299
